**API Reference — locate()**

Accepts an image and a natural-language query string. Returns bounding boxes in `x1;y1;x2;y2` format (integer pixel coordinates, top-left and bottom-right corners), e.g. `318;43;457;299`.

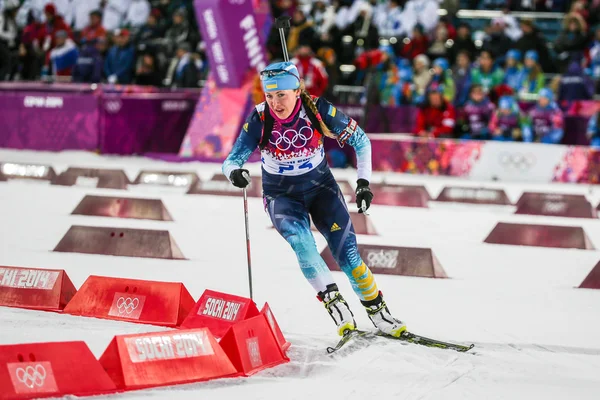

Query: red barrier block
188;174;262;197
516;192;589;207
53;225;185;259
484;222;595;250
63;275;195;327
0;341;116;399
0;266;76;311
261;303;290;352
71;195;173;221
0;162;56;181
321;244;447;278
51;167;129;190
516;195;595;219
133;170;200;188
435;186;511;205
99;328;238;390
368;183;430;208
579;261;600;289
219;314;289;376
180;290;260;339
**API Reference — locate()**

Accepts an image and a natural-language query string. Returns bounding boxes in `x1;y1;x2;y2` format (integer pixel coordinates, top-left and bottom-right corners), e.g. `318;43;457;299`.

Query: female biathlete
222;61;406;338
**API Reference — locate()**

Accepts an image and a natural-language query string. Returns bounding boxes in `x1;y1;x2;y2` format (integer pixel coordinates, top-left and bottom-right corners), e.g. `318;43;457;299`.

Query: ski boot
317;284;357;336
361;291;406;337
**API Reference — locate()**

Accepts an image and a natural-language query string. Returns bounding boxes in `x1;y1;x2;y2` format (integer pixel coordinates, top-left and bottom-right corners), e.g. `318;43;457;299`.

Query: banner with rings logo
7;361;59;394
468;141;568;182
108;292;147;320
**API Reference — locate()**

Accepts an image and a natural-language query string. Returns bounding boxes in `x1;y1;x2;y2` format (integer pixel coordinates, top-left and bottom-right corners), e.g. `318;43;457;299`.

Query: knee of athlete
348;261;379;301
285;231;319;264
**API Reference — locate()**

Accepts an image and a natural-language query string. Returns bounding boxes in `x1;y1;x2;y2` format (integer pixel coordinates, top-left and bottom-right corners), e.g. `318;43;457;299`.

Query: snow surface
1;148;600;400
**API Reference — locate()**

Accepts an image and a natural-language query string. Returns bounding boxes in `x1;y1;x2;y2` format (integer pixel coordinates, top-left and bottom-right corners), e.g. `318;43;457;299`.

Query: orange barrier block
219;314;289;376
484;222;595;250
261;303;290;352
435;186;511;205
0;266;76;311
180;290;260;340
71;195;173;221
99;328;238;391
321;244;447;278
51;167;129;189
0;341;116;399
63;275;195;327
53;225;185;259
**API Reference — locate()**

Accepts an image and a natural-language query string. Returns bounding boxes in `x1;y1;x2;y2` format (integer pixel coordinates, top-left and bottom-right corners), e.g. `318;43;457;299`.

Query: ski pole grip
242;171;251;185
275;16;291;30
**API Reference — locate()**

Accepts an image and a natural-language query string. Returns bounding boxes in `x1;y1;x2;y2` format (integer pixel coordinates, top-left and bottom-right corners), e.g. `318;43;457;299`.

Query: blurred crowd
1;0;600;143
0;0;205;87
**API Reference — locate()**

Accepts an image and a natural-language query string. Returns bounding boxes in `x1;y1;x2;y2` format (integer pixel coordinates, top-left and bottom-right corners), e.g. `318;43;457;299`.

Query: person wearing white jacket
125;0;150;28
16;0;71;26
70;0;101;32
403;0;439;36
102;0;131;31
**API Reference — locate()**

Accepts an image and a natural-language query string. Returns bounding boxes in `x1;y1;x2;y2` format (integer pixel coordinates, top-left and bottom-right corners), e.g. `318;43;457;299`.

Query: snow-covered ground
1;149;600;400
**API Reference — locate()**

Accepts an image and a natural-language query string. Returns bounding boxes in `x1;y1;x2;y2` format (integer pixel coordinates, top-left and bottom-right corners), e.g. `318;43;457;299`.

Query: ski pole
242;172;253;300
276;16;291;62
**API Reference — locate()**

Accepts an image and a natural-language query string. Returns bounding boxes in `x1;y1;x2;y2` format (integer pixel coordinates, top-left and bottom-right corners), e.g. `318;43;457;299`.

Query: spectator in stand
373;45;400;105
170;42;199;88
340;1;379;61
125;0;151;29
135;52;162;86
104;28;134;84
427;24;452;62
291;45;329;97
470;50;504;95
482;18;513;64
503;49;524;92
400;23;429;61
586;110;600;147
81;10;106;43
518;50;545;97
453;50;472;107
522;88;564;143
310;0;336;39
412;53;431;104
137;9;164;43
586;26;600;92
19;9;44;80
0;0;19;81
396;58;415;105
403;0;440;35
489;95;526;141
165;8;192;57
558;58;594;101
459;84;495;140
47;30;78;77
287;9;317;54
515;19;554;73
72;36;106;83
39;3;72;56
376;0;407;37
70;0;101;33
414;83;456;138
428;58;455;103
102;0;131;32
554;12;588;72
449;23;476;66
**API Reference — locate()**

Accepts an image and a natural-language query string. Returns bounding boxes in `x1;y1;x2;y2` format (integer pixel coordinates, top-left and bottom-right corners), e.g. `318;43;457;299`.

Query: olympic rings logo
366;250;399;269
116;297;140;315
269;126;314;151
498;152;536;171
16;364;46;388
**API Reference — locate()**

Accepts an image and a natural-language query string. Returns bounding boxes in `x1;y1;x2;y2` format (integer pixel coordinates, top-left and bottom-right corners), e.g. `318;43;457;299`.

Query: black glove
355;179;373;213
229;169;251;188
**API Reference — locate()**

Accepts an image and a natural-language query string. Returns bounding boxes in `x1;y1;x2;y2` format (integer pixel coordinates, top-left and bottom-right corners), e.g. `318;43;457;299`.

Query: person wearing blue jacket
72;37;106;83
104;28;135;84
522;88;564;144
503;49;525;91
587;111;600;147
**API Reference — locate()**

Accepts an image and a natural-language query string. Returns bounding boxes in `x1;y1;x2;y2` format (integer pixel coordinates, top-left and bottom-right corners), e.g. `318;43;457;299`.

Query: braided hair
298;80;336;139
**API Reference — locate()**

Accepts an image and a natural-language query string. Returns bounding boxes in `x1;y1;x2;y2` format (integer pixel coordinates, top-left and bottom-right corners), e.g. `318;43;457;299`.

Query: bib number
277;160;314;174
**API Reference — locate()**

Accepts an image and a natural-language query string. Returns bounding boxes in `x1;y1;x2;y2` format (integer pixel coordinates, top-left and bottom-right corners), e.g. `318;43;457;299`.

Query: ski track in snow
1;149;600;399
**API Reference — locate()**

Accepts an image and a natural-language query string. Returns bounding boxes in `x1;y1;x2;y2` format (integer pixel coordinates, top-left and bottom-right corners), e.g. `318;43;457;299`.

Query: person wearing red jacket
414;83;456;138
291;45;329;97
39;3;73;54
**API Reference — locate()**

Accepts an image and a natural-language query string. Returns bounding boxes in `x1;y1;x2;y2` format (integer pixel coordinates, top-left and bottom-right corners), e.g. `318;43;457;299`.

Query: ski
327;330;474;354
